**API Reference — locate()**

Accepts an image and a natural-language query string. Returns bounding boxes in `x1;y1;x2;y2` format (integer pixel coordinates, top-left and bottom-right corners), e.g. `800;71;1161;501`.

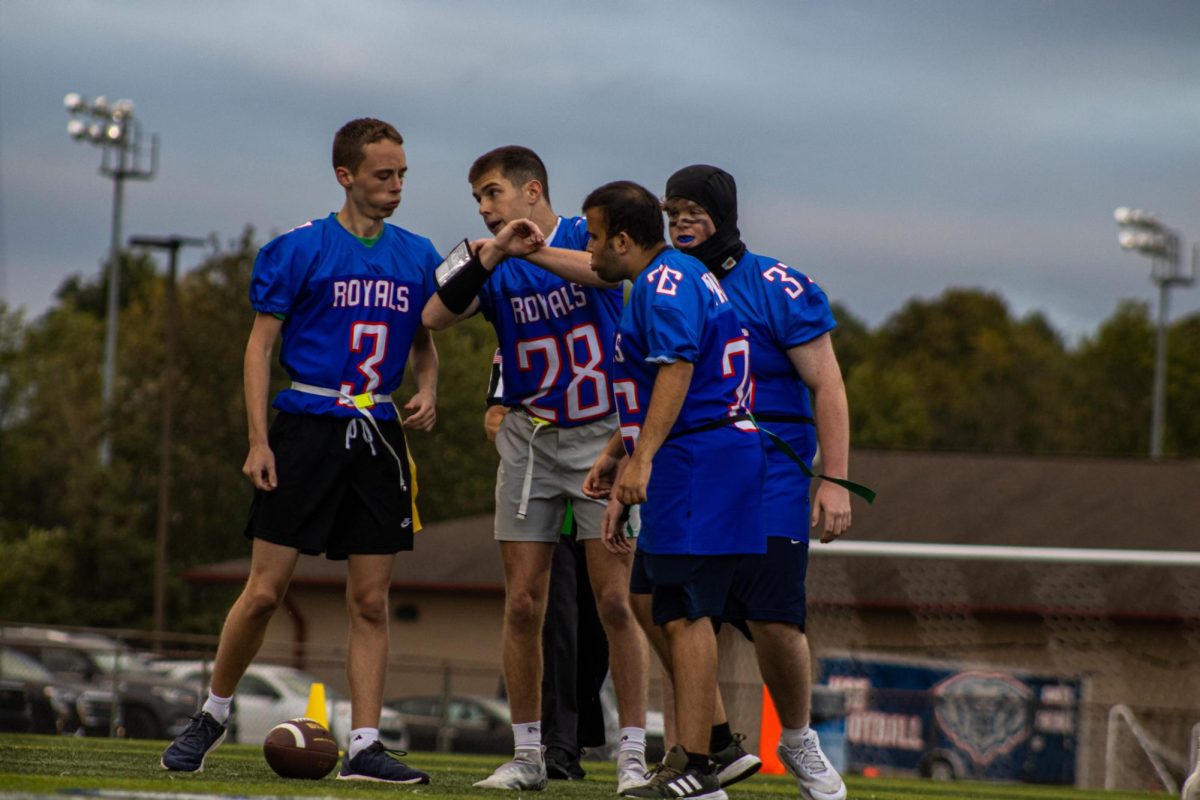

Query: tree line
1;231;1197;629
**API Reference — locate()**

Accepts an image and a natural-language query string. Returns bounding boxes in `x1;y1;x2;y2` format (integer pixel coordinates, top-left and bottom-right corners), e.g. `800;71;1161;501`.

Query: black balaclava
664;164;747;277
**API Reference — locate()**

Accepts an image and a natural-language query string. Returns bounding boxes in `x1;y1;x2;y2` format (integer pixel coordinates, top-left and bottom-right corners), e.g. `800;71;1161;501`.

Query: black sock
684;750;711;772
710;722;733;752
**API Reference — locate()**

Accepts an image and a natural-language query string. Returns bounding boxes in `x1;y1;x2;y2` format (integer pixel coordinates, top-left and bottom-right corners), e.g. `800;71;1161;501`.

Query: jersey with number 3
612;248;753;451
477;216;623;427
249;213;439;420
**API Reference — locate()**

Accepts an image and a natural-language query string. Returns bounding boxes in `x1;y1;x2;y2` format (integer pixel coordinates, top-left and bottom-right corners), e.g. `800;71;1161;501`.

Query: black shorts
723;536;809;629
244;412;415;560
641;552;742;626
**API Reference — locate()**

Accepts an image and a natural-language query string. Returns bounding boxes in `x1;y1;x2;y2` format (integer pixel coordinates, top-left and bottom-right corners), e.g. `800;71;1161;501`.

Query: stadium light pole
1113;207;1197;460
65;93;158;466
129;235;207;647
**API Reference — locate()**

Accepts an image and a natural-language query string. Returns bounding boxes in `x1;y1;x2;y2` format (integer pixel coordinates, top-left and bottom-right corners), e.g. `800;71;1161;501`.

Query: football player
581;180;766;800
160;118;436;784
422;147;649;792
662;164;852;800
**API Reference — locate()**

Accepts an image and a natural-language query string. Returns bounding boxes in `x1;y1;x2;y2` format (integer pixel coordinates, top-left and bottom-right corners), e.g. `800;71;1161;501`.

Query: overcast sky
2;0;1198;341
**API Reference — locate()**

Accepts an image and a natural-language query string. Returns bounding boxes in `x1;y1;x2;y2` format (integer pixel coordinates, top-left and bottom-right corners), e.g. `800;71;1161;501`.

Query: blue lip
678;235;695;244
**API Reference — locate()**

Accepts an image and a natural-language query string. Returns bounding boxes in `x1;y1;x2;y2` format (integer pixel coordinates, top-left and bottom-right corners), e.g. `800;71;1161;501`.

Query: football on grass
263;717;339;779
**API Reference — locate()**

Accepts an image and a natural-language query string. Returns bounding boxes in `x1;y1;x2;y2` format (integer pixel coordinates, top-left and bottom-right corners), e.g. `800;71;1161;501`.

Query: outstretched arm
492;218;619;288
421;238;513;330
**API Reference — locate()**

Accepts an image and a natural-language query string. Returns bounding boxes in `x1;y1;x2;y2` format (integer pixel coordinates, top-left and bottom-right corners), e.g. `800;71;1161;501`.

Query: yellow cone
305;682;330;730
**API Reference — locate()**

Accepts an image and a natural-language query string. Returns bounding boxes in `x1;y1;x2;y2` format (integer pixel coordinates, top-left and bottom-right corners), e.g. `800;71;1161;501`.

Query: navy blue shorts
723;536;809;629
630;548;651;595
244;412;415;560
641;552;742;625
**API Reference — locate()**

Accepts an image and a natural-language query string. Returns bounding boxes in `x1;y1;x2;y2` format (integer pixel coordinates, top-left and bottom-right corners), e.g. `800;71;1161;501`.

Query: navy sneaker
337;741;430;784
711;732;762;787
160;711;227;772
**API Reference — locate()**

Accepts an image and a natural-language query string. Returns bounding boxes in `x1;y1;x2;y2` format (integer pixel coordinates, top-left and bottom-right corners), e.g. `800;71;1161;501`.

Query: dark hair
469;145;551;204
581;181;665;249
332;118;404;173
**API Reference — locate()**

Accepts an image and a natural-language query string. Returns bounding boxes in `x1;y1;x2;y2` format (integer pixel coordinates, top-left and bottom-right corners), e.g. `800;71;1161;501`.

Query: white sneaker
616;749;649;794
777;729;846;800
1183;767;1200;800
473;749;549;791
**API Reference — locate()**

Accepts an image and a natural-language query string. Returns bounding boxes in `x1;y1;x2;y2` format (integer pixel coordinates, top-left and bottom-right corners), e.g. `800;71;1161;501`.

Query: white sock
201;690;232;724
349;727;379;759
619;726;647;754
512;721;542;753
780;726;812;749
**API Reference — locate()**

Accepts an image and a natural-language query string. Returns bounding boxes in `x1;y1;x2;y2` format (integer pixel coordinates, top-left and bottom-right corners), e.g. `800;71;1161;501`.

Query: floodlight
59;90;158;469
1118;230;1168;257
1112;205;1195;460
1114;206;1162;231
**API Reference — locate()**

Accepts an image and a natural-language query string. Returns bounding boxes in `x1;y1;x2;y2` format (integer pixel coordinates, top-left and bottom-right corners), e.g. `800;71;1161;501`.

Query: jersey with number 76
612;248;753;456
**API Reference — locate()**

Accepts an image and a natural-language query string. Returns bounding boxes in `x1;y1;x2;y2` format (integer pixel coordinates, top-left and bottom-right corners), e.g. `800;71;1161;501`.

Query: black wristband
437;250;490;314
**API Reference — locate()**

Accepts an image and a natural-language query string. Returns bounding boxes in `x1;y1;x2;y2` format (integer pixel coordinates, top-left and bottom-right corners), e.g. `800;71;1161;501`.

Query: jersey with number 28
249;213;439;421
477;216;623;427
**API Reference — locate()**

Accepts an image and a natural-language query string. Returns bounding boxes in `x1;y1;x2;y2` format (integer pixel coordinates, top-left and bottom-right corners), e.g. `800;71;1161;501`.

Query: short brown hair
469;145;550;204
332;118;404;173
582;181;664;249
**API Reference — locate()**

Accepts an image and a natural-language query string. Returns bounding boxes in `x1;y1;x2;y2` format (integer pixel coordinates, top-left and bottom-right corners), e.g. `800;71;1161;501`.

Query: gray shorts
494;410;616;542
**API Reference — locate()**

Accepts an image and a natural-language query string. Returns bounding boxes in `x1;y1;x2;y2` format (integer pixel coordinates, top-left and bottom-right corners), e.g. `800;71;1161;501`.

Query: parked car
151;660;408;751
0;626;197;739
0;645;117;736
385;694;513;755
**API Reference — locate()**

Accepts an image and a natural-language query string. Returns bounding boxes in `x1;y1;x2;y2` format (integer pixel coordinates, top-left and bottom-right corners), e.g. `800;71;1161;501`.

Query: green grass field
0;734;1167;800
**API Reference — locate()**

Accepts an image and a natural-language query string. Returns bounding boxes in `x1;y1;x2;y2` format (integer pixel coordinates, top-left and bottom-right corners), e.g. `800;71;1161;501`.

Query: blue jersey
614;248;763;555
721;251;836;537
612;248;754;449
249;213;439;421
478;216;623;427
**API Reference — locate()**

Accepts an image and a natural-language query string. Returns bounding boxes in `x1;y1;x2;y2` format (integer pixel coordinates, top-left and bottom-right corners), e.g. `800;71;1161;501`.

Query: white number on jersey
762;264;806;299
339;322;389;404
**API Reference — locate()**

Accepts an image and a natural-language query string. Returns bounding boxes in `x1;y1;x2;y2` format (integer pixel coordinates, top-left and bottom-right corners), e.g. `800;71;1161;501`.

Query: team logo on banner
932;671;1032;765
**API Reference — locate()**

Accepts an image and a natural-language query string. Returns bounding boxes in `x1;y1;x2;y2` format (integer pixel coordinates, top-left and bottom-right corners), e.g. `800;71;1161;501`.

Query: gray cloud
2;0;1198;339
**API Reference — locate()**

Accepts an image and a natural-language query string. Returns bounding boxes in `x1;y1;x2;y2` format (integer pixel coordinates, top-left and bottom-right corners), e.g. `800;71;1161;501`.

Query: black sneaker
624;746;726;800
711;732;762;787
160;711;227;772
337;741;430;784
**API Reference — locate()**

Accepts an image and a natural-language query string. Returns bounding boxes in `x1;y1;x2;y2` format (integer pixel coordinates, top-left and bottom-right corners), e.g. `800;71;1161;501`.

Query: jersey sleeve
476;269;499;321
413;235;441;311
644;277;705;364
764;265;838;348
249;237;304;315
